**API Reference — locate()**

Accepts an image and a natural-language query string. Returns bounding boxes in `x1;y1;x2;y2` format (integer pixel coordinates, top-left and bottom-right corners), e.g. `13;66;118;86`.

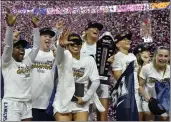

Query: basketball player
53;30;104;121
112;31;142;119
24;21;64;121
1;8;40;121
133;44;151;120
139;46;170;121
81;21;113;121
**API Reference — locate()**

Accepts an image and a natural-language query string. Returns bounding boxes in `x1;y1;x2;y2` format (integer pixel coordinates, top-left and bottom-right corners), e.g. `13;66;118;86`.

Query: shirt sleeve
82;79;100;102
55;45;64;65
52;28;63;43
82;57;100;102
112;54;122;71
23;28;40;66
2;26;14;67
88;56;100;81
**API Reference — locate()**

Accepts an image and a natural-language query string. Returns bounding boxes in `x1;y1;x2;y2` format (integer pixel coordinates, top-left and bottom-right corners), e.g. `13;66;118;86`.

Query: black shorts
32;108;55;121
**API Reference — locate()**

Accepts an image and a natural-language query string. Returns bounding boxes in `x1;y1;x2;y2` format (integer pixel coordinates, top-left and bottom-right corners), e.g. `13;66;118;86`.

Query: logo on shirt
32;61;53;73
72;67;85;81
3;102;8;121
17;66;31;77
148;77;157;83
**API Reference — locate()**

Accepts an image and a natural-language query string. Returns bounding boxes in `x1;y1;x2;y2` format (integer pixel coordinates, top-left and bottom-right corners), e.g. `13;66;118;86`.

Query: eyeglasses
69;42;82;46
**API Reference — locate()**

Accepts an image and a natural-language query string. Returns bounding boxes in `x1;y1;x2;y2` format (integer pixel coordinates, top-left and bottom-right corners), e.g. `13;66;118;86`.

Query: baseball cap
39;27;55;37
13;39;28;48
133;44;149;55
148;97;166;115
114;31;132;44
86;21;103;31
68;33;83;45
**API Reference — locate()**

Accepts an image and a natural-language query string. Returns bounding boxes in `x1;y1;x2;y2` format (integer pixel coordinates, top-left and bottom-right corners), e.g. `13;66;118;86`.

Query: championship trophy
96;32;115;85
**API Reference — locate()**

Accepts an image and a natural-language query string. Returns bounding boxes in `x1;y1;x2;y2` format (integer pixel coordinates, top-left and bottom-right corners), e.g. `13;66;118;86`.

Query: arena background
1;0;170;120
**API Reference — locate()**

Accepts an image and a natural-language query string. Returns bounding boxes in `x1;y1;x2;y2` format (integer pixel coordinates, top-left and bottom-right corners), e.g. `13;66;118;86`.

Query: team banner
47;5;117;15
116;4;149;12
7;2;170;15
13;8;47;15
110;61;139;121
155;78;170;112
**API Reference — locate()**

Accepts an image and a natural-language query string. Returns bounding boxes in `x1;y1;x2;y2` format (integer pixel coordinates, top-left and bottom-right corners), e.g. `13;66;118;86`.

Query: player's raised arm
2;8;17;66
24;16;40;64
55;28;73;65
52;20;65;43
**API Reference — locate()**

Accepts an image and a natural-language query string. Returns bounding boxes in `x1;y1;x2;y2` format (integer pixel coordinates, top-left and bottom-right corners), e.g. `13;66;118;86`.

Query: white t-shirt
2;58;32;101
80;41;109;94
2;26;40;102
139;62;170;98
72;54;100;94
53;48;100;113
112;51;139;92
81;42;96;58
25;49;55;109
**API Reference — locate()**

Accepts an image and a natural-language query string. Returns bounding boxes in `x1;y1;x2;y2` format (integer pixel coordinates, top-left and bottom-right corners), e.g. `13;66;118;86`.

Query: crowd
1;1;170;55
1;0;170;121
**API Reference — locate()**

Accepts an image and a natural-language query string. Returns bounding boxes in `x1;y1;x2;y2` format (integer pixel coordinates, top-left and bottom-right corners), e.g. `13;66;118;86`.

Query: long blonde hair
81;30;87;42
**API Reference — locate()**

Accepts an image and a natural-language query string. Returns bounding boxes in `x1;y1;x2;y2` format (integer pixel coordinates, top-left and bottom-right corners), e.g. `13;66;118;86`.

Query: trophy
96;32;115;85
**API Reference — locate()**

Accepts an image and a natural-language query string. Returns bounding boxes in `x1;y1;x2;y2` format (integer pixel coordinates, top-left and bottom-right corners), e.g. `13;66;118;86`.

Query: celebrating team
1;8;170;121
